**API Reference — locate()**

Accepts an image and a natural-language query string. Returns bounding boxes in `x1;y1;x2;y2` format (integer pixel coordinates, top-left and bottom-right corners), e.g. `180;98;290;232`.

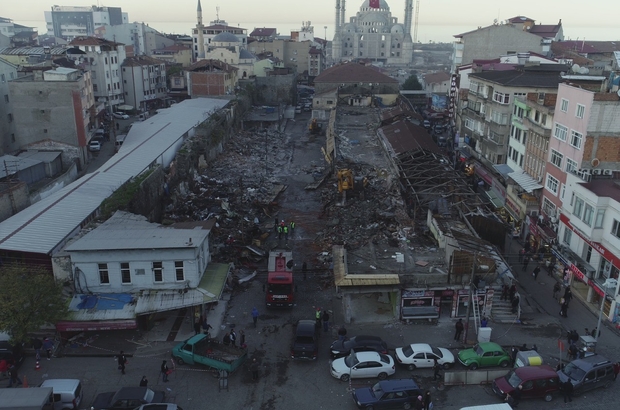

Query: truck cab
266;250;294;308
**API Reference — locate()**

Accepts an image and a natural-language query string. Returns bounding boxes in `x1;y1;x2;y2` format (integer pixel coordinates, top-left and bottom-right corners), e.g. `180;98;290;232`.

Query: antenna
216;6;220;22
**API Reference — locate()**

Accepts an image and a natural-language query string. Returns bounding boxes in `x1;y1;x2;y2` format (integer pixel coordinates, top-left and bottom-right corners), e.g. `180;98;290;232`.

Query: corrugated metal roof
0;154;42;177
0;46;67;55
65;211;209;251
0;98;229;255
17;150;62;163
508;170;543;193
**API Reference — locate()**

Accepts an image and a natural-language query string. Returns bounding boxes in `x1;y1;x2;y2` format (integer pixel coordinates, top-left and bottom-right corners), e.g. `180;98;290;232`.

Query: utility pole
462;252;477;344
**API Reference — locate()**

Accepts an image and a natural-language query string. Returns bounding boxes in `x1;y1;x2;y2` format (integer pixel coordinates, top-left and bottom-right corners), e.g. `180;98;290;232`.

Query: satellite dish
571;63;580;73
617;89;620;98
579;67;589;74
591;158;600;168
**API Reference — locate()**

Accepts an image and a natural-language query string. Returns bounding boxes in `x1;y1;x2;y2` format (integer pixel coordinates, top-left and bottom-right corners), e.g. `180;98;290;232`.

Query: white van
460;404;513;410
40;379;83;410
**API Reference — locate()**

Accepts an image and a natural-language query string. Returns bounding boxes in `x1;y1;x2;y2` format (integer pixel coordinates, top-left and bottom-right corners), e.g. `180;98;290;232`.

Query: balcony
524;117;551;138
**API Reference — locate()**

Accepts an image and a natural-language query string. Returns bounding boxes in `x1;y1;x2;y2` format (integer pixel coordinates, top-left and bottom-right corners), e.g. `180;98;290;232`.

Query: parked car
423;120;431;128
492;365;560;402
291;319;319;360
40;378;84;410
330;351;395;382
133;405;183;410
352;379;422;409
112;112;130;120
394;343;455;370
89;140;101;152
557;354;615;393
457;342;510;370
330;335;388;359
0;341;23;371
90;387;165;410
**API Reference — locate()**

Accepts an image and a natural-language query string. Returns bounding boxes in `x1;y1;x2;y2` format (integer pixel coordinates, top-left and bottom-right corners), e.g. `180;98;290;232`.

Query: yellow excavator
309;118;322;135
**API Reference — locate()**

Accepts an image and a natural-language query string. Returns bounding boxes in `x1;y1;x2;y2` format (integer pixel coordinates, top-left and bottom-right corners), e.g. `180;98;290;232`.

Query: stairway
490;290;520;324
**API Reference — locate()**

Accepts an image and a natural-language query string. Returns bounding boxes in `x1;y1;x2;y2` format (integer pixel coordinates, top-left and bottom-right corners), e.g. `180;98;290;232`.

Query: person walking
480;317;488;327
139;376;148;387
43;337;54;360
32;337;43;361
250;358;259;381
562;380;574;403
193;318;201;335
564;288;573;306
289;221;295;235
202;318;213;336
338;326;347;341
508;384;522;408
283;225;289;241
500;285;509;301
613;361;620;381
532;264;541;280
223;332;231;346
509;284;517;302
432;359;441;381
424;390;432;410
454;319;464;341
7;365;22;388
511;295;520;314
251;307;259;327
302;261;308;280
413;395;424;410
522;255;530;272
117;351;127;375
560;300;569;318
277;225;283;239
161;360;170;382
518;248;525;263
553;282;561;300
239;330;246;349
322;310;330;332
229;329;237;347
315;307;322;329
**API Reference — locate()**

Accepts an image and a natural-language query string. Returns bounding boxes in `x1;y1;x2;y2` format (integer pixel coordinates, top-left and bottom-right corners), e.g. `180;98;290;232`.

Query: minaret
340;0;346;28
404;0;413;35
196;0;205;60
335;0;341;34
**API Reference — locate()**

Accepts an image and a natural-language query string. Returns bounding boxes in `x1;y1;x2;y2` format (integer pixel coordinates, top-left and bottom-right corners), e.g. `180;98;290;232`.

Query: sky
5;0;619;43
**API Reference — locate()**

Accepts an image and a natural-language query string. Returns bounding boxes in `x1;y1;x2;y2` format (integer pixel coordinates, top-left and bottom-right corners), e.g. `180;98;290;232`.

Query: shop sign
505;196;522;219
569;264;586;282
560;214;620;270
491;178;506;199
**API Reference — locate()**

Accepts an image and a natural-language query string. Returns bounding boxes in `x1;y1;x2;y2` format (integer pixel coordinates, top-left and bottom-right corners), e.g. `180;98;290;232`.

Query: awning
485;189;504;208
56;319;137;332
508;171;543;193
493;164;514;178
134;263;230;315
117;104;134;111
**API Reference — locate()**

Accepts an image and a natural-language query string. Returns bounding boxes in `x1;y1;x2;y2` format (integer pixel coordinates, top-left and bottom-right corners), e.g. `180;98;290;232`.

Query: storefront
451;288;493;318
401;289;440;320
500;196;523;238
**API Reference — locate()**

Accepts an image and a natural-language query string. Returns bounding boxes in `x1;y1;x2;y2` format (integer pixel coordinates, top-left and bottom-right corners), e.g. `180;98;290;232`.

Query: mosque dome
212;32;239;43
360;0;390;10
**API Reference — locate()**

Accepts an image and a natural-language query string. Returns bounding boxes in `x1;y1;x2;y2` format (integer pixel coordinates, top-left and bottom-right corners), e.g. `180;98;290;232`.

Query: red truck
266;250;295;308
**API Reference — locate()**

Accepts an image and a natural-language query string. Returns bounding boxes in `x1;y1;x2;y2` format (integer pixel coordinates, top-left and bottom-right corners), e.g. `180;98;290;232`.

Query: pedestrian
230;329;237;347
454;319;464;341
315;307;322;328
414;395;424;410
194;318;201;335
274;217;278;233
117;350;127;375
562;380;574;403
564;288;573;306
547;256;556;275
322;310;330;332
509;284;517;301
139;376;148;387
289;220;295;233
560;300;568;318
532;264;541;280
591;327;599;338
6;365;22;388
480;317;488;327
338;325;347;341
277;225;283;239
202;318;213;336
553;282;561;300
613;361;620;381
522;255;530;271
511;295;520;314
510;346;518;366
501;284;509;301
556;362;565;372
510;384;522;408
251;307;259;327
32;337;42;361
250;358;259;381
424;391;432;410
43;337;54;360
432;359;441;380
223;332;231;346
239;330;246;349
518;248;525;263
283;225;289;241
161;360;170;382
563;269;570;286
520;343;528;352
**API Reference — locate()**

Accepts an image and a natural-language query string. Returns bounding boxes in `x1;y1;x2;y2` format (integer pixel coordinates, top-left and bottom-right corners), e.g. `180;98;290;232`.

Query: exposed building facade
152;44;193;67
95;22;174;57
186;59;238;97
0;58;18;155
45;5;128;40
121;56;167;112
332;0;414;65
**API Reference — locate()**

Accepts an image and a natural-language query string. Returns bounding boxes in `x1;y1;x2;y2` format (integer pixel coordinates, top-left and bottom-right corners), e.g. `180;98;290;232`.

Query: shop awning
493;164;514;178
485;189;504;208
508;171;543;193
134;263;230;315
117;104;134;111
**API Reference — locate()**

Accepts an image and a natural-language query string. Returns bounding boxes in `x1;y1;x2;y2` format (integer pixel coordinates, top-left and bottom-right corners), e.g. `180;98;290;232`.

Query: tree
402;75;423;90
0;263;68;344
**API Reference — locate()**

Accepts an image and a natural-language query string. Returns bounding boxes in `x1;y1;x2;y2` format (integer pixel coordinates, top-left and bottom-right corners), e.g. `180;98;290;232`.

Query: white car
395;343;455;371
113;112;130;119
88;140;101;152
330;351;395;382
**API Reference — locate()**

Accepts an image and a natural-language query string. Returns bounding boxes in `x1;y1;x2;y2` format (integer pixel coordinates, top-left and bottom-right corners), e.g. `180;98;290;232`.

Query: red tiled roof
314;62;398;84
553;40;620;54
528;24;561;38
186;59;238;72
159;44;190;52
69;36;122;47
250;28;276;37
424;71;450;84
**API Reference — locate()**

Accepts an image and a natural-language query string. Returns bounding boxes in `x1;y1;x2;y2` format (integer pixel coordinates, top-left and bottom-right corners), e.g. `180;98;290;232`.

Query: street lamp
594;278;617;342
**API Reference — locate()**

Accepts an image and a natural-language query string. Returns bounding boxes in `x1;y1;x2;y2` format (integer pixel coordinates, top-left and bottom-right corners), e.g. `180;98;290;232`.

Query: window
583;204;594;226
98;263;110;284
550;149;563;168
493;91;510;104
554;124;568;141
0;74;5;82
570;130;582;149
3;94;7;102
120;262;131;284
546;174;559;195
542;197;556;217
613;220;620;238
175;261;184;281
153;261;163;282
464;117;474;130
595;209;605;229
576;104;585;119
573;197;584;219
560;98;569;112
563;227;572;245
565;158;578;174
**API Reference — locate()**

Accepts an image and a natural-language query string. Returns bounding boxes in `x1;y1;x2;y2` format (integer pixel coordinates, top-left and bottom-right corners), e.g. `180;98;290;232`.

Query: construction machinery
309;118;322;135
337;169;354;205
265;250;295;308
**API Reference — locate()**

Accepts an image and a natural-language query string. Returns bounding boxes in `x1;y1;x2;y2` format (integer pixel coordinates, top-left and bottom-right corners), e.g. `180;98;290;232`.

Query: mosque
331;0;414;65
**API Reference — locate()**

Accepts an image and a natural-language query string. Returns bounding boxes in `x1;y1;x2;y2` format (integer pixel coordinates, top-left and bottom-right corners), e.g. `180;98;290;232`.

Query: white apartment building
45;5;128;40
121;56;167;112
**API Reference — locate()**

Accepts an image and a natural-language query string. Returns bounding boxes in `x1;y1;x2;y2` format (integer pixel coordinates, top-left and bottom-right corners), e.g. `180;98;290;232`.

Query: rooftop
69;36;122;47
314;62;398;84
581;178;620;203
122;55;165;67
250;28;277;37
424;71;450;84
470;65;568;88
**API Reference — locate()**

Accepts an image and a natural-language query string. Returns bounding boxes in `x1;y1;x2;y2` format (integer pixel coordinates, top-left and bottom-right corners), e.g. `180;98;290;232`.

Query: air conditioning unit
580;169;591;175
603;169;613;176
537;176;542;182
529;210;539;217
582;173;592;182
592;169;602;175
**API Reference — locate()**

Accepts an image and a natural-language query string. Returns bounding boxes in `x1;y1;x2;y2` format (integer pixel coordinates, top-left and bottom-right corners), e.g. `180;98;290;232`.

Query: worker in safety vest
277;225;283;239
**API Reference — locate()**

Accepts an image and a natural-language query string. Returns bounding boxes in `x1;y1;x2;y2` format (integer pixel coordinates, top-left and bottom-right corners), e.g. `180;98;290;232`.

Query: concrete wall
461;26;544;66
255;74;296;105
0;181;29;222
0;60;18;155
30;161;78;204
127;165;166;223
